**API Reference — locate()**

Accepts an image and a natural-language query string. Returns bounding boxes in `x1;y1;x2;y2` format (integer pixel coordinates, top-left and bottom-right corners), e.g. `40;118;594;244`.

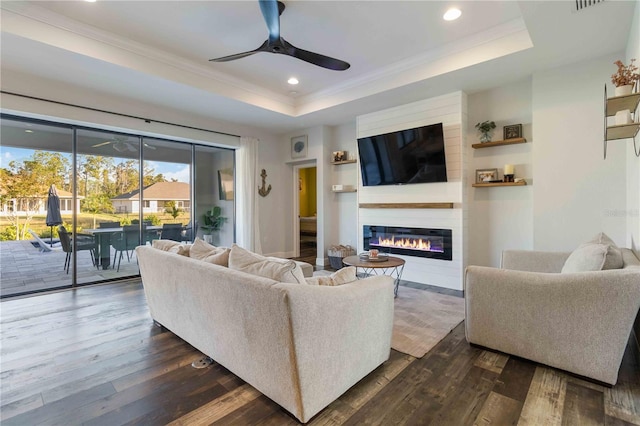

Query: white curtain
236;137;262;254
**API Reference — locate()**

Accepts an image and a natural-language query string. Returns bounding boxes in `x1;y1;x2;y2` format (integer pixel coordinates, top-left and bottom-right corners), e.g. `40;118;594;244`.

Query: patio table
85;226;162;269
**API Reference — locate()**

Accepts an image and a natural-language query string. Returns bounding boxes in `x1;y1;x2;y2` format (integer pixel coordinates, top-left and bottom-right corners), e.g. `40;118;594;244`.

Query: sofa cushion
152;239;191;256
561;243;623;273
189;238;230;266
305;267;357;286
229;244;306;284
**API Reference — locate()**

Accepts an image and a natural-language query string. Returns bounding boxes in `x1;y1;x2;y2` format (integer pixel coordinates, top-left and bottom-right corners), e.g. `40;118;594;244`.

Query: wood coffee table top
342;255;405;268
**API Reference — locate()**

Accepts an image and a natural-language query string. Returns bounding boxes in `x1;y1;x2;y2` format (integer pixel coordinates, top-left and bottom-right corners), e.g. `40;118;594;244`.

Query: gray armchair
465;248;640;385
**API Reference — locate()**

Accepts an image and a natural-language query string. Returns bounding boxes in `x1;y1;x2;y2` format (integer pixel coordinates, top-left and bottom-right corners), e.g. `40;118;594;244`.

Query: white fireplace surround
356;92;467;291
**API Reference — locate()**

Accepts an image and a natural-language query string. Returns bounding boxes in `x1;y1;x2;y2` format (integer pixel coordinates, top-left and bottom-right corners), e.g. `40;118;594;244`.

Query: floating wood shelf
332;189;357;193
606;92;640;116
472;138;527;149
331;159;357;165
359;202;454;209
472;181;527;188
606;123;640;141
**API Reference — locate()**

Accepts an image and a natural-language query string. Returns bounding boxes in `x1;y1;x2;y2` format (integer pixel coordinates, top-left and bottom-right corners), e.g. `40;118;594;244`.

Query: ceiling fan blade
92;141;113;148
259;0;280;43
281;38;350;71
209;41;269;62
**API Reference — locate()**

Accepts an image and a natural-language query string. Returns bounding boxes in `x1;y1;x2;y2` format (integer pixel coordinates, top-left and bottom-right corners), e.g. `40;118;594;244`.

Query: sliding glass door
0;117;74;295
195;145;235;247
0;114;236;298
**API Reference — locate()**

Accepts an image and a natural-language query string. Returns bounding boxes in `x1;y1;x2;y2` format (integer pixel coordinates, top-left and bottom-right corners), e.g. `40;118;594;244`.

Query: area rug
312;271;466;359
393;286;465;358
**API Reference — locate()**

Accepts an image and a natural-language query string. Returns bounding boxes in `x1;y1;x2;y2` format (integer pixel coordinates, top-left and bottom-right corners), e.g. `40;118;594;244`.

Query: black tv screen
357;122;447;186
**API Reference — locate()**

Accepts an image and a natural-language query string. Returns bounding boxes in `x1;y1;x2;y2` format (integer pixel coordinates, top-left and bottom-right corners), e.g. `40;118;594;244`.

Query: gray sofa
465;248;640;385
135;245;395;422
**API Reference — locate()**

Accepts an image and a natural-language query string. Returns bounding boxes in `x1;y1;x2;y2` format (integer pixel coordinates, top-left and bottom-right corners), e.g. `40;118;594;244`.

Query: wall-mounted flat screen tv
357;122;447;186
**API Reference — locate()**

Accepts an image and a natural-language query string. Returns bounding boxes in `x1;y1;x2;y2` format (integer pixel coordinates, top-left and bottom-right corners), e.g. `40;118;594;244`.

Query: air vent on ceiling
574;0;605;12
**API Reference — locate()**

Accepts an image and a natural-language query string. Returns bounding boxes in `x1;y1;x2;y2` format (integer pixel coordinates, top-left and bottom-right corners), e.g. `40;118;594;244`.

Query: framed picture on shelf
476;168;499;184
332;151;347;162
503;124;522;140
291;135;308;159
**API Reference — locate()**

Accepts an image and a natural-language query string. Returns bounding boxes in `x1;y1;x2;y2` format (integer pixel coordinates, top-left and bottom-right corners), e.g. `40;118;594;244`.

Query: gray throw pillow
561;243;622;273
229;244;306;284
585;232;624;270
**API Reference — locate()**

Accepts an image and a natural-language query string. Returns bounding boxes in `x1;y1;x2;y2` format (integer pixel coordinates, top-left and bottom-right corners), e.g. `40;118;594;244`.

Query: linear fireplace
363;225;452;261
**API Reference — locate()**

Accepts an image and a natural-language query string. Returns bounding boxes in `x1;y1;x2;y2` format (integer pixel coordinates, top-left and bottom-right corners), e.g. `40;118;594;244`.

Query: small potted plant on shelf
201;206;227;244
475;120;496;143
611;58;639;96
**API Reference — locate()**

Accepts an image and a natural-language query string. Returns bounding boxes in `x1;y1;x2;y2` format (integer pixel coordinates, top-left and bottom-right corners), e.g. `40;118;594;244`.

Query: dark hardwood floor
1;281;639;425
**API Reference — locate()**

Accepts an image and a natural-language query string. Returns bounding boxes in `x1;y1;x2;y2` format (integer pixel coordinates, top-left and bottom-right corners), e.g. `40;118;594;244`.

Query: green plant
165;201;183;220
144;214;161;225
202;206;227;232
611;59;640;87
475;121;496;133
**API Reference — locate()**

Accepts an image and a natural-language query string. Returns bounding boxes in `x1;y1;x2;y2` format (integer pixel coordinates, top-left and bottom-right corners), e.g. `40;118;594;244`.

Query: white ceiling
0;1;637;134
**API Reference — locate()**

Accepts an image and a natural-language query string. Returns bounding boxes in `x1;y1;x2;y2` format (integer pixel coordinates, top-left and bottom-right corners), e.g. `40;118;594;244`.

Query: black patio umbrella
45;184;63;245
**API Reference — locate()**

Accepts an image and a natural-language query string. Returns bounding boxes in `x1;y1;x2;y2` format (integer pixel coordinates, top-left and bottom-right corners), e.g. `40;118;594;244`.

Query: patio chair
112;225;141;272
160;223;183;242
28;229;62;252
58;226;97;274
182;220;198;242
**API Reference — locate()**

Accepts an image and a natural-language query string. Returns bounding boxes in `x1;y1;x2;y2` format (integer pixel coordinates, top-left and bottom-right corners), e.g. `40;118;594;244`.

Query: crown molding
1;3;532;119
295;18;532;115
0;3;296;113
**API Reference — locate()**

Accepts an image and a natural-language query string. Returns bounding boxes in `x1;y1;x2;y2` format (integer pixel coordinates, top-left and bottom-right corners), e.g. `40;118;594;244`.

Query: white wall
467;78;533;267
532;53;629;250
626;1;640;253
330;123;359;249
356;92;466;290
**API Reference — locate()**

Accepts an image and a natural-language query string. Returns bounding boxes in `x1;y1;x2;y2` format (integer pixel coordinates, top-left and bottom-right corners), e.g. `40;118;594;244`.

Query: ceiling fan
210;0;350;71
91;136;156;152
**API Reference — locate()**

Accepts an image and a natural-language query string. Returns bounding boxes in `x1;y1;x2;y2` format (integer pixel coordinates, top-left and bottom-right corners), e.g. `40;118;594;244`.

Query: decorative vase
615;109;632;125
479;131;493;143
614;84;633;96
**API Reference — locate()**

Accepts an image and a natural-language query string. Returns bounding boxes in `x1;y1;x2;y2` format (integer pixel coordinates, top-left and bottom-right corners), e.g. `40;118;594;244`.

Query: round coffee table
342;255;405;297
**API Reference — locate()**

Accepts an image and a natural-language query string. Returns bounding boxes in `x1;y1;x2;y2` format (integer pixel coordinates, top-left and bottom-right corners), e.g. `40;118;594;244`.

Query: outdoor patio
0;240;141;297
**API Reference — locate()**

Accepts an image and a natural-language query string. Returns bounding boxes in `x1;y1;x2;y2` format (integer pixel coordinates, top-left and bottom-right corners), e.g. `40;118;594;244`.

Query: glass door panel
0;117;74;296
76;129;140;282
194;145;235;247
142;138;192;243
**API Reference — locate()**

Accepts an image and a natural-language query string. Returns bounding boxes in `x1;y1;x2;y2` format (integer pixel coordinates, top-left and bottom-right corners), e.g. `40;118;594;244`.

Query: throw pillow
305;266;357;286
189;238;230;266
228;244;306;284
561;243;620;273
585;232;624;270
587;232;617;246
151;239;191;256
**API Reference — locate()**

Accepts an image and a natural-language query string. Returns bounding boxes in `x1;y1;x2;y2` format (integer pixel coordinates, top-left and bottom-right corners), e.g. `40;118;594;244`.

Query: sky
1;146;190;184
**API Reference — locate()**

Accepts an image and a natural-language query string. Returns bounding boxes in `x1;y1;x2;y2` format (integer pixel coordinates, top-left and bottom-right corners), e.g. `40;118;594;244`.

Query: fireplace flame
374;235;440;252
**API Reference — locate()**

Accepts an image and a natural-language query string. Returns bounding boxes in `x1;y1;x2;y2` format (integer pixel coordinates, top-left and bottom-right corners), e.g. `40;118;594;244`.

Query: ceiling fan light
443;8;461;21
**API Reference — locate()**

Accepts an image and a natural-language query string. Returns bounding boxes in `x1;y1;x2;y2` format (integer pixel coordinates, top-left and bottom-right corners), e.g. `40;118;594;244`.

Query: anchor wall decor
258;169;272;197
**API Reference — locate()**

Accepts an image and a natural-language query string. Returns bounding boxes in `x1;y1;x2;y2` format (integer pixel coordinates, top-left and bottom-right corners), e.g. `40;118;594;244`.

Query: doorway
295;166;317;264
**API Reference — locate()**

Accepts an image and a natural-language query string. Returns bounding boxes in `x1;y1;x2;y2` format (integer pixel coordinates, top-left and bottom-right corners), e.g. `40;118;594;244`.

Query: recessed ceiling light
288;77;299;85
443;8;461;21
25;130;34;133
85;0;97;2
